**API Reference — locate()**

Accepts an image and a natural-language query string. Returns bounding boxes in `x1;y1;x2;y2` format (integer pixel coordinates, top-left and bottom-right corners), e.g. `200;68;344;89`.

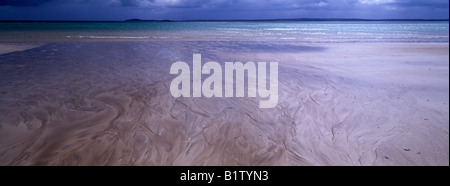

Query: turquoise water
0;21;448;42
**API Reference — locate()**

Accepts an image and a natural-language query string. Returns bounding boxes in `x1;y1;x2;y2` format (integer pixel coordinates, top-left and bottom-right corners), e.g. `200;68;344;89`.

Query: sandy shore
0;41;448;165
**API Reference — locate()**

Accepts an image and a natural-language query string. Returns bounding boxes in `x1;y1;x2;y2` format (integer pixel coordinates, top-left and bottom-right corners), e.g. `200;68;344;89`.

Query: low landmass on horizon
1;18;449;22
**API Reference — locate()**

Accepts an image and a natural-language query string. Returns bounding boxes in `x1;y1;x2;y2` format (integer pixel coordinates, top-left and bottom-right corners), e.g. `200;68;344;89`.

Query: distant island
125;18;449;22
1;18;448;22
125;19;174;22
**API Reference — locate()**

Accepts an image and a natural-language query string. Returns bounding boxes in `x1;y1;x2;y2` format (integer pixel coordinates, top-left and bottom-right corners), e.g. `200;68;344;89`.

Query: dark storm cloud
394;0;449;8
0;0;448;20
114;0;449;14
0;0;53;6
120;0;141;7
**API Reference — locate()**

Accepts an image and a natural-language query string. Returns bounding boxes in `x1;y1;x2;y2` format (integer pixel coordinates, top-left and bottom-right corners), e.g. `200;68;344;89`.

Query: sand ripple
0;41;448;165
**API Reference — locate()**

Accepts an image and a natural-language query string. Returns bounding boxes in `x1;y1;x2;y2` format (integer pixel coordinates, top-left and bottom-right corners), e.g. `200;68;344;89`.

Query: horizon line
0;18;449;22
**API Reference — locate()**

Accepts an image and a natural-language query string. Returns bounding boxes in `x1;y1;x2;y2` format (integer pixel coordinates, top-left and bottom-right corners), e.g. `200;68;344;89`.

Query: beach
0;22;448;166
0;43;43;55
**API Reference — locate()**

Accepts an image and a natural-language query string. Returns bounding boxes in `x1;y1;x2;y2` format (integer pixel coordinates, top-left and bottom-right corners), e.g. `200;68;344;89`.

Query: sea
0;21;448;43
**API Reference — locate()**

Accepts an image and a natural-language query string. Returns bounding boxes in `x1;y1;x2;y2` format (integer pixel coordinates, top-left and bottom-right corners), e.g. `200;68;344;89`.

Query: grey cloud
0;0;448;20
0;0;53;6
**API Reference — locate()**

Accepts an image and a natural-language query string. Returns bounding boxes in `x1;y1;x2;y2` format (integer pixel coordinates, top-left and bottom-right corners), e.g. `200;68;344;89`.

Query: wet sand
0;43;43;55
0;41;448;165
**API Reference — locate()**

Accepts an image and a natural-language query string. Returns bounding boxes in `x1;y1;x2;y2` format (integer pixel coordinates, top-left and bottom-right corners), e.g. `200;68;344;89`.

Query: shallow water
1;21;448;42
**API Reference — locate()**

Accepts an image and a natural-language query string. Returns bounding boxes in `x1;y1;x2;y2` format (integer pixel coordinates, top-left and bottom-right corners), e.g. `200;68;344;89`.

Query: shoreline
1;40;448;54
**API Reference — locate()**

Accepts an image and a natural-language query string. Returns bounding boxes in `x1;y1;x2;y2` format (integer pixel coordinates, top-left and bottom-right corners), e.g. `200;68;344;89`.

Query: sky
0;0;448;20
